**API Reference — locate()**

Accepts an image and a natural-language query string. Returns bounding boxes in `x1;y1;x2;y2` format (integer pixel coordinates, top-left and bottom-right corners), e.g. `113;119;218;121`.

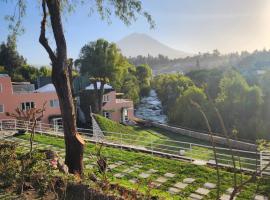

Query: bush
0;141;19;188
16;150;55;195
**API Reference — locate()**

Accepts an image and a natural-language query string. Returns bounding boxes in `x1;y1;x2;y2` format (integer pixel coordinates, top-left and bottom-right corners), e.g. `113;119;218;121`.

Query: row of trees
130;48;270;75
0;36;52;83
153;69;270;141
75;39;152;112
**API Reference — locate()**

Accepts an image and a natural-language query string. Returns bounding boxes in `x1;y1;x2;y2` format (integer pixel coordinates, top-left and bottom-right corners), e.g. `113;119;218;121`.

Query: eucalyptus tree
1;0;154;174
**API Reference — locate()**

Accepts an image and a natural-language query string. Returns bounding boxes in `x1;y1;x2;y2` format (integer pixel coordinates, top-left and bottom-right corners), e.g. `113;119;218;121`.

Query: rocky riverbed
135;90;167;124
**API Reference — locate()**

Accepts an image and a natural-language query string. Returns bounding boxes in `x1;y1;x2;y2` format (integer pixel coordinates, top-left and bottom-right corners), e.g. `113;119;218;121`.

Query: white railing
0;119;269;175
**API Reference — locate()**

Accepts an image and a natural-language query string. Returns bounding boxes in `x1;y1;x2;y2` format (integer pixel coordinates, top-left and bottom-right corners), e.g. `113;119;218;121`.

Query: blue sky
1;0;270;66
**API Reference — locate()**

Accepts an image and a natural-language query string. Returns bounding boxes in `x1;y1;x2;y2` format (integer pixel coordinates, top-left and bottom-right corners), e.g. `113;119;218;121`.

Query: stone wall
151;122;257;151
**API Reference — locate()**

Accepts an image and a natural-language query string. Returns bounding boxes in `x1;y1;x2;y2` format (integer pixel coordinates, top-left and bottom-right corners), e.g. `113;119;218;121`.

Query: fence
0;119;269;176
150;122;257;151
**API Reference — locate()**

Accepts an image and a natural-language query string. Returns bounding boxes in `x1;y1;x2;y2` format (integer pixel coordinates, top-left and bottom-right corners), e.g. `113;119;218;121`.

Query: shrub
16;150;54;195
0;141;19;187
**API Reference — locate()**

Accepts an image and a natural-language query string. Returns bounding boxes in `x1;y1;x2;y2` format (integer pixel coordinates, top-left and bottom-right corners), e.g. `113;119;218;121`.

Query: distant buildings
0;74;134;126
0;74;61;124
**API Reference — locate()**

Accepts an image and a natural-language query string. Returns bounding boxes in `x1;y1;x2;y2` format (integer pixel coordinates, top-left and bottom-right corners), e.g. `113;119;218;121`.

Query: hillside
129;49;270;75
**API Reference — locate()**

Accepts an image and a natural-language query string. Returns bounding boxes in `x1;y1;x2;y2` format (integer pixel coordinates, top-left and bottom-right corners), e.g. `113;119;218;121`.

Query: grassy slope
94;115;257;168
94;114;166;146
16;134;270;200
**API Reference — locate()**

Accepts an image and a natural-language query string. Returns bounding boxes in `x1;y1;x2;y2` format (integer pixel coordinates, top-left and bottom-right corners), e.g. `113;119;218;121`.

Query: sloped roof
35;83;56;93
85;82;113;90
0;74;9;77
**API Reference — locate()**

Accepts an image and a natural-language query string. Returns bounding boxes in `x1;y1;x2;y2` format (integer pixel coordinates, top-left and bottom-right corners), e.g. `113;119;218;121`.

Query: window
103;111;110;119
21;102;35;111
0;104;4;113
0;84;2;93
103;95;110;102
50;99;59;108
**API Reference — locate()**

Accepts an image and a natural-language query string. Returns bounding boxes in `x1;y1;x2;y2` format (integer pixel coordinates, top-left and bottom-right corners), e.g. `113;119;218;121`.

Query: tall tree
216;70;263;140
2;0;154;174
0;35;26;75
136;64;152;96
38;66;52;77
76;39;131;113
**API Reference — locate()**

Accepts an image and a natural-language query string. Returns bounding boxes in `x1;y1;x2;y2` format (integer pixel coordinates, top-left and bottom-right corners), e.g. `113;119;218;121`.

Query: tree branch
45;0;67;65
190;100;221;198
39;0;56;64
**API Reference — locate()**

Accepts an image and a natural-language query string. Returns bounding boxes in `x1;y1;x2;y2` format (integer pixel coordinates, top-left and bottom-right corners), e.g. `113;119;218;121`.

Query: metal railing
0;119;269;175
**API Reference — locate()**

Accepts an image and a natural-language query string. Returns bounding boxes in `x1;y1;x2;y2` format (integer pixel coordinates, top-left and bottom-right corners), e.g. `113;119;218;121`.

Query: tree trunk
93;80;105;114
52;69;84;174
40;0;84;174
97;82;105;113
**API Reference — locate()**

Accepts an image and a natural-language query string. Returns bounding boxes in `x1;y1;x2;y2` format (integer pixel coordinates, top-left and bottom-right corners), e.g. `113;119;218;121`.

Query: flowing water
135;90;167;124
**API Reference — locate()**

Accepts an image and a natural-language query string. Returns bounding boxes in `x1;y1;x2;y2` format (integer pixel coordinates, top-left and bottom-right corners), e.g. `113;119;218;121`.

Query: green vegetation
0;36;52;83
76;39;153;106
76;39;132;112
94;115;258;169
95;114;165;146
15;133;270;200
152;69;270;141
129;49;270;75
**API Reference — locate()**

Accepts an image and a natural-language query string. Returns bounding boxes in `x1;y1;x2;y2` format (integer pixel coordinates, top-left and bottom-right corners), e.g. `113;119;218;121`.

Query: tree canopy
152;69;269;141
76;39;153;109
136;64;152;96
0;35;26;75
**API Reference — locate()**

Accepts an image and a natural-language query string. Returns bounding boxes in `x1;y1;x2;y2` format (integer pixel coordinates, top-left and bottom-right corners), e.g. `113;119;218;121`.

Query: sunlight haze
0;0;270;65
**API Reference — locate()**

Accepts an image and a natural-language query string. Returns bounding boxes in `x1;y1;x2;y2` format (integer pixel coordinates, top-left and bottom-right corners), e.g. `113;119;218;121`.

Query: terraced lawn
6;133;270;200
95;115;259;171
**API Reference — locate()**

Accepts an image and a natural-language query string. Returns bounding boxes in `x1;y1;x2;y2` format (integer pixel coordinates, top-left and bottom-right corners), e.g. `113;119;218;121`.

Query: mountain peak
117;33;192;59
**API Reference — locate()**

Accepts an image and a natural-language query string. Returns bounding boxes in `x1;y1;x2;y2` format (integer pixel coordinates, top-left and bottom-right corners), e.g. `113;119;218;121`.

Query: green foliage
135;64;152;96
16;133;270;200
17;151;54;195
38;66;52;77
152;69;269;141
76;39;153;105
153;73;194;111
170;86;208;130
13;64;39;83
0;35;26;75
0;142;19;187
0;65;6;73
77;39;130;84
216;70;264;140
186;68;224;99
0;36;53;83
0;141;55;194
121;73;140;104
94;114;164;146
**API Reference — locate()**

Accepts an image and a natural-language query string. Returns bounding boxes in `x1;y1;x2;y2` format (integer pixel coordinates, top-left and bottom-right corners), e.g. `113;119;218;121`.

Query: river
135;90;167;124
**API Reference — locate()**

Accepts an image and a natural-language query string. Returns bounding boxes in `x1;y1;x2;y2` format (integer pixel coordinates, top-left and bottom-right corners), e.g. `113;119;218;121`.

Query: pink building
0;74;61;124
102;90;134;123
79;82;134;123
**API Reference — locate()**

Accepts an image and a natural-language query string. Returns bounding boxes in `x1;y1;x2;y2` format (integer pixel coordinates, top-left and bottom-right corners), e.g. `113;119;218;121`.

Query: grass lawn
95;115;259;170
15;133;270;200
94;114;167;146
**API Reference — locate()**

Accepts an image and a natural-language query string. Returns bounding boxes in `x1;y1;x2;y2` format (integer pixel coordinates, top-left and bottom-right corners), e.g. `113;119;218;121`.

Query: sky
0;0;270;66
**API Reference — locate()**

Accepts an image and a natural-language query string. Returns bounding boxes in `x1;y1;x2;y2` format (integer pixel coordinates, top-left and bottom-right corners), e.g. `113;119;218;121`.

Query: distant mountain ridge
117;33;192;59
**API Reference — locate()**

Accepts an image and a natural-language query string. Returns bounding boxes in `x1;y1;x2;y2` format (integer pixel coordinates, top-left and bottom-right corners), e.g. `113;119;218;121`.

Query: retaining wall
151;122;257;151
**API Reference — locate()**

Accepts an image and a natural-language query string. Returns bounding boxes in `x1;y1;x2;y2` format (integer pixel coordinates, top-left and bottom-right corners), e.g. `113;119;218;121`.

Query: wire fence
0;119;269;176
